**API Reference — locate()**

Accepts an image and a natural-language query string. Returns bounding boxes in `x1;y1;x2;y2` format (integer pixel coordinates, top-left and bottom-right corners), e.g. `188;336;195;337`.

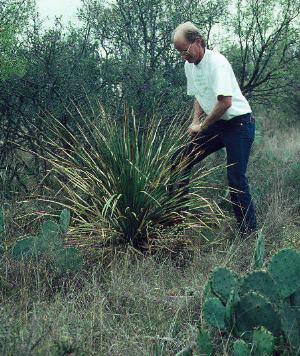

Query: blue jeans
171;113;257;233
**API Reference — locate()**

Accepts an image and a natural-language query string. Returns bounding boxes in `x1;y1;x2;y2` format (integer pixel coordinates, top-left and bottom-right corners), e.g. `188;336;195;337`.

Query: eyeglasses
180;42;193;56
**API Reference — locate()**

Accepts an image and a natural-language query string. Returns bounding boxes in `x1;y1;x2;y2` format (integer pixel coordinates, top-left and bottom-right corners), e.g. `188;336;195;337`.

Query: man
171;22;257;237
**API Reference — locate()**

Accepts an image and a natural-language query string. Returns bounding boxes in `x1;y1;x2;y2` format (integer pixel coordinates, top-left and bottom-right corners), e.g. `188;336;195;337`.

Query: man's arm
188;96;232;136
192;99;205;124
187;99;205;135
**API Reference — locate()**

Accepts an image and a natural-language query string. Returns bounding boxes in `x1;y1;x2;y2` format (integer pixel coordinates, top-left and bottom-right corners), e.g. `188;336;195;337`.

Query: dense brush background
0;0;299;355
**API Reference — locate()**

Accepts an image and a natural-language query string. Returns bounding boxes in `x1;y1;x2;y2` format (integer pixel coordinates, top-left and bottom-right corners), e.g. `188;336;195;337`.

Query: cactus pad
233;339;251;356
175;346;193;356
280;304;300;352
211;266;236;304
196;329;214;356
0;208;4;234
38;221;61;251
203;281;215;301
203;298;225;329
252;327;274;356
291;288;300;309
234;292;281;338
253;232;265;268
269;248;300;298
54;247;82;273
12;237;37;260
239;271;278;303
59;209;71;234
225;288;239;332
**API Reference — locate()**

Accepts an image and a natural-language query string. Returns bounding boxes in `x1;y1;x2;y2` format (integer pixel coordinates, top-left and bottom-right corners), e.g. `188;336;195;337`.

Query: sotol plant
31;103;225;250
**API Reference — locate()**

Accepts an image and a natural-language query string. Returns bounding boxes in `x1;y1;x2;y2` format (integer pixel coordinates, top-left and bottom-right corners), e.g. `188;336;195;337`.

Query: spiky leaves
37;105;224;248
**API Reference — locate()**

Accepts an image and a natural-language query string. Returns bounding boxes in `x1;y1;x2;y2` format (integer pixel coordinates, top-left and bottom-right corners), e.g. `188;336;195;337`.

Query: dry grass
0;108;299;355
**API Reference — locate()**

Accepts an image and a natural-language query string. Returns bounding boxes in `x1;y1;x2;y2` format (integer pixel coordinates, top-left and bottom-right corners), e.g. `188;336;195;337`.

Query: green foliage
224;0;300;100
78;0;229;120
0;0;33;80
269;249;300;298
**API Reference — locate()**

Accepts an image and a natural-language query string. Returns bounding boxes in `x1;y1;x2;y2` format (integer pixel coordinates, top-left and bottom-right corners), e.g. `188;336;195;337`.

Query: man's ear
195;37;202;45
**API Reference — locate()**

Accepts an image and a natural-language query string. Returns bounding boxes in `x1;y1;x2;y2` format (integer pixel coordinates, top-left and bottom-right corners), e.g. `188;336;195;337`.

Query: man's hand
187;123;204;136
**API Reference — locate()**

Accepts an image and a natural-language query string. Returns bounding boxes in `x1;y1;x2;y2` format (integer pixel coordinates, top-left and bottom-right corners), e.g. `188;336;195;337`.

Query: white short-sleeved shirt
185;49;251;120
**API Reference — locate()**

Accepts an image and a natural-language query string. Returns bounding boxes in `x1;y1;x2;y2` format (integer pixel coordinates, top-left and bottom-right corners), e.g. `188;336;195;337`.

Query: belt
227;113;255;124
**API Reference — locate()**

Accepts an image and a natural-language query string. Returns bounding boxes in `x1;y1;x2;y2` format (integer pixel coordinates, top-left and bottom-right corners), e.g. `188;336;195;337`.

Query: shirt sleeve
210;60;234;98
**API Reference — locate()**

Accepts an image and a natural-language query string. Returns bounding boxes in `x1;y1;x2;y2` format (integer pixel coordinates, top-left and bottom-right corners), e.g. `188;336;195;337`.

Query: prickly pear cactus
0;208;4;235
196;329;214;356
234;292;281;339
233;339;251;356
239;270;278;303
291;288;300;309
12;237;37;260
253;231;265;268
54;247;82;274
203;281;215;301
59;208;71;234
175;346;193;356
203;298;225;329
211;266;236;304
225;288;239;332
280;303;300;353
269;248;300;298
37;221;61;251
252;326;274;356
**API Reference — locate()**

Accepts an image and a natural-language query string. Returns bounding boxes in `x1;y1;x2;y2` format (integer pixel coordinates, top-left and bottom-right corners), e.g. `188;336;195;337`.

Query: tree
78;0;229;120
0;0;34;80
224;0;300;101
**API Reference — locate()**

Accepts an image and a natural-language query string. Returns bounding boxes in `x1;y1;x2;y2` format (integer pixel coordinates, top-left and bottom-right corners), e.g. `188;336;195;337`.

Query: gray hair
172;21;206;47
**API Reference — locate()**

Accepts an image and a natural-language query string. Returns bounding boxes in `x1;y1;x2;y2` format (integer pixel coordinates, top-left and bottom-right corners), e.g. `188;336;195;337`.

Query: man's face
174;36;204;65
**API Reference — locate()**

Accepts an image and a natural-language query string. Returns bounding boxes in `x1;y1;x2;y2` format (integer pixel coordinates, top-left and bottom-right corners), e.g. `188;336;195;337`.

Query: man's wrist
200;122;208;131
